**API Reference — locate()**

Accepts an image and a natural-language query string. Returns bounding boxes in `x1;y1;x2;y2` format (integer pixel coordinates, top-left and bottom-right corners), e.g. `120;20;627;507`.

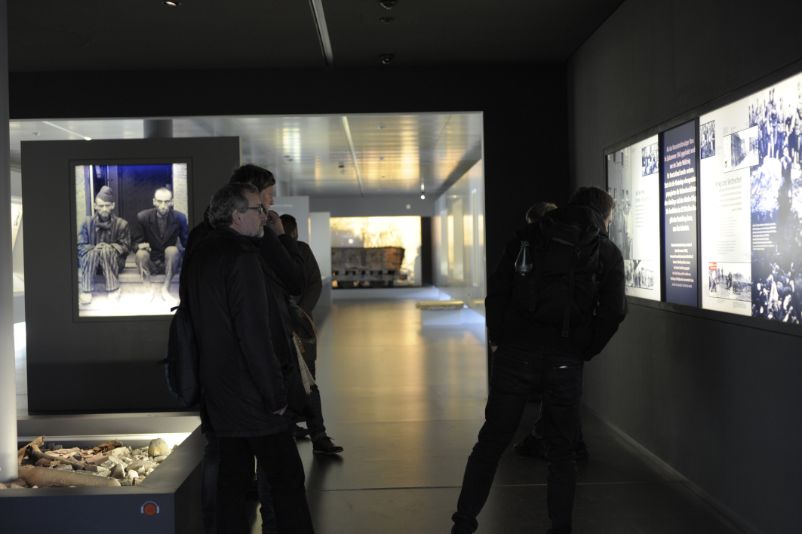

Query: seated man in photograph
131;186;189;301
77;185;131;304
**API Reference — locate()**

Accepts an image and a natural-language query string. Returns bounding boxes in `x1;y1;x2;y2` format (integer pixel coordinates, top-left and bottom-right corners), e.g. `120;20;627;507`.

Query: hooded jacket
485;204;627;359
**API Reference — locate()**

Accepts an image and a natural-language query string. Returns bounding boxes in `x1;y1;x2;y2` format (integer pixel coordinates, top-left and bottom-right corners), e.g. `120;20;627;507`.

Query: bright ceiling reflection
9;112;483;197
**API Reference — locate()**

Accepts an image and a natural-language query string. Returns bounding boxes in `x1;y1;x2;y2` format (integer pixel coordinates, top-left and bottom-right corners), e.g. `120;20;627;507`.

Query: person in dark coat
186;164;335;533
279;213;343;455
279;214;323;316
183;182;314;534
77;185;130;304
452;186;627;534
131;186;189;301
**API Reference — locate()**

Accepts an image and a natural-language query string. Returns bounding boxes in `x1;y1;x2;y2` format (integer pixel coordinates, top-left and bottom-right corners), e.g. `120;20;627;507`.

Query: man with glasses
132;186;189;301
184;182;315;534
184;164;313;534
77;185;131;305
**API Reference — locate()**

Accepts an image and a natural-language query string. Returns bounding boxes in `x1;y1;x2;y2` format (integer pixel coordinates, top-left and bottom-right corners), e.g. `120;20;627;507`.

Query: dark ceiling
8;0;625;72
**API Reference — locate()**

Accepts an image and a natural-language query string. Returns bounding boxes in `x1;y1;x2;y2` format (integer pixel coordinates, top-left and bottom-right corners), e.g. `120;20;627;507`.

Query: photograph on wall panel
700;70;802;324
661;120;699;307
72;162;189;318
606;135;661;300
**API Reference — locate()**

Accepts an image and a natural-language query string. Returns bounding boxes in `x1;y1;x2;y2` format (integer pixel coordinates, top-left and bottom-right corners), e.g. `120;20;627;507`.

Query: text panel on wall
662;120;699;307
606;136;661;301
700;71;802;324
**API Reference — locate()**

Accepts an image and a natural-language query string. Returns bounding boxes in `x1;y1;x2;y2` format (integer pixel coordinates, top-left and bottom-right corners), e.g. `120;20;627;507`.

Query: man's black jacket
295;240;322;315
186;215;305;296
485;205;627;359
183;228;288;436
131;208;189;262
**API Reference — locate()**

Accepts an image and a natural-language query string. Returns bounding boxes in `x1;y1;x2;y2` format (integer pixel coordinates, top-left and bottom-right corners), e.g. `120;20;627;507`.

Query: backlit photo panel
607;135;661;300
700;70;802;324
73;163;189;318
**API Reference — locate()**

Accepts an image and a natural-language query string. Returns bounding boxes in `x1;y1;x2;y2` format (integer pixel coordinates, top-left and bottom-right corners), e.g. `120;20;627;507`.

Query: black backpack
514;216;602;337
163;303;200;408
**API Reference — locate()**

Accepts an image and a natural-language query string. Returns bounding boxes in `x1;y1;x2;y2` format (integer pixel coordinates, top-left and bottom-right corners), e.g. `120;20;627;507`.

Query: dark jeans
452;346;584;533
202;432;314;534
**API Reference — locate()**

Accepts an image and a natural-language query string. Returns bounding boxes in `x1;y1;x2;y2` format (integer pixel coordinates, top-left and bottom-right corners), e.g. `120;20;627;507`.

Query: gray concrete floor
10;288;744;533
269;292;744;534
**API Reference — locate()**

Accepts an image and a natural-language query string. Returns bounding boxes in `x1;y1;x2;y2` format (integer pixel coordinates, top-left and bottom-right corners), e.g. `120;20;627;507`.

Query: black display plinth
1;426;204;534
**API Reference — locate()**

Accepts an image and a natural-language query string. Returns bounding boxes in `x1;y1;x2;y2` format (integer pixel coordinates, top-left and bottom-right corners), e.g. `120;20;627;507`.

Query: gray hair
208;183;259;228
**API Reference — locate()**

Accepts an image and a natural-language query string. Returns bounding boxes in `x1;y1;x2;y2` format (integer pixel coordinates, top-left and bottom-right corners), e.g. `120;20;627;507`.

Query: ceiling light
379;53;395;65
164;1;181;6
420;194;426;200
379;0;397;9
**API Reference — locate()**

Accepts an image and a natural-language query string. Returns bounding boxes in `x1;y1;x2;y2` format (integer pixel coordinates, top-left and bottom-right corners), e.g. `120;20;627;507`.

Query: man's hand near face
266;210;285;235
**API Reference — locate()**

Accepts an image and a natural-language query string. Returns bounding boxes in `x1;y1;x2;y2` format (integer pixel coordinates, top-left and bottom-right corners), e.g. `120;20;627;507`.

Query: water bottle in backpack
514;240;533;275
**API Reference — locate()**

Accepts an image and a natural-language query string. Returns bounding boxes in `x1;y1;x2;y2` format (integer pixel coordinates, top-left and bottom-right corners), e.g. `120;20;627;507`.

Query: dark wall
10;64;570;271
569;1;802;533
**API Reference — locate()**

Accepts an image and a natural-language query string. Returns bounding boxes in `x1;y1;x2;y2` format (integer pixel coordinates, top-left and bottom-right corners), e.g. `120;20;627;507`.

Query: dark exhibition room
0;1;800;533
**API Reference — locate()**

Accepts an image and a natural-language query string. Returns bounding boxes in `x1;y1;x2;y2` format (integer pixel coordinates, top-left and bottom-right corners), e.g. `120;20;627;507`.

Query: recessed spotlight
420;194;426;200
379;53;395;65
379;0;397;9
164;0;181;7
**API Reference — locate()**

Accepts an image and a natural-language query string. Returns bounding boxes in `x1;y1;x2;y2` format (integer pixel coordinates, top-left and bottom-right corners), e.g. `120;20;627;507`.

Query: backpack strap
561;245;579;338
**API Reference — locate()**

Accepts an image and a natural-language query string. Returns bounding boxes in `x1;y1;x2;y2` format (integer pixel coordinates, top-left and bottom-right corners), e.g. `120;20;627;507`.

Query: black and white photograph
724;126;759;171
706;262;751;302
73;162;189;317
700;120;716;159
609;186;632;259
624;259;655;290
641;143;658;176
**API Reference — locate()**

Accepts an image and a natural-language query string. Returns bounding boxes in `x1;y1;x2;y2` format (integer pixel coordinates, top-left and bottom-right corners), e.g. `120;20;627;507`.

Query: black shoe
312;436;343;455
294;424;310;440
514;434;545;458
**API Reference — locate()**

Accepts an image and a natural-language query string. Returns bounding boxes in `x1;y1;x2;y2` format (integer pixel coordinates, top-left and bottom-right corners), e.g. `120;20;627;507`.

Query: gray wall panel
21;137;239;413
570;1;802;532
